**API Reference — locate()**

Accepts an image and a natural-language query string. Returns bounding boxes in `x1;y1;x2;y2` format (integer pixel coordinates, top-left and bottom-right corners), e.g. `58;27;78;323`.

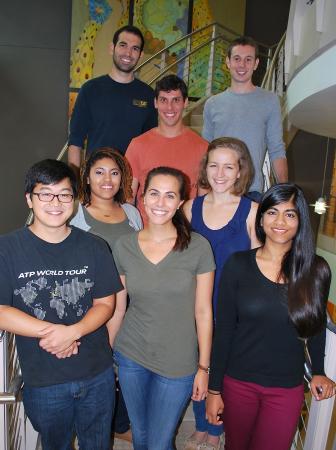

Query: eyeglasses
32;192;74;203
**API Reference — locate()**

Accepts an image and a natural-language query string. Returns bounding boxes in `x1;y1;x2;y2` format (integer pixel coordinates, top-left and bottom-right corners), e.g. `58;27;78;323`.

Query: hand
55;341;81;359
191;369;209;401
310;375;336;401
38;324;79;354
206;392;224;425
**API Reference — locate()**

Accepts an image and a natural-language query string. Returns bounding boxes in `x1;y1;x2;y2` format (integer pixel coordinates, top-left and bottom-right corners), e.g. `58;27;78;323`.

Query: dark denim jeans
193;398;223;436
23;366;115;450
112;381;130;433
114;350;194;450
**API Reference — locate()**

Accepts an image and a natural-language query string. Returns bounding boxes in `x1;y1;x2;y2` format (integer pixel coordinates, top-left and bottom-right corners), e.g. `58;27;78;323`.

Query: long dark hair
143;167;192;251
79;148;133;206
256;183;331;338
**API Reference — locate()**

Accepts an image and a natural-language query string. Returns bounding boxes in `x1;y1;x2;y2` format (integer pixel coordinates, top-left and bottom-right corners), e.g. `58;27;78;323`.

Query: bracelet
198;364;210;374
208;390;221;395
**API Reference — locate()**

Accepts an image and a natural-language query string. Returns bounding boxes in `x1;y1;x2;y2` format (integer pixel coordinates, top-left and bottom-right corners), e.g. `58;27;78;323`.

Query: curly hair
79;148;133;206
198;137;254;196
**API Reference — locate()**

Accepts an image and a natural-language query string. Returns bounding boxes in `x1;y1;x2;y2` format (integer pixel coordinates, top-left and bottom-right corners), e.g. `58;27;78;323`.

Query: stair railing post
206;23;216;97
0;332;8;450
160;50;166;71
303;328;336;450
183;36;191;88
275;45;285;98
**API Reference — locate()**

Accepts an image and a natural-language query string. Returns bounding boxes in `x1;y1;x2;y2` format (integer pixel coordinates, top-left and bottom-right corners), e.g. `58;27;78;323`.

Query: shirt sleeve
307;329;326;376
68;85;90;149
202;98;214;142
265;94;286;162
196;235;216;274
92;238;123;299
122;204;143;231
142;94;158;133
209;254;239;390
0;253;13;306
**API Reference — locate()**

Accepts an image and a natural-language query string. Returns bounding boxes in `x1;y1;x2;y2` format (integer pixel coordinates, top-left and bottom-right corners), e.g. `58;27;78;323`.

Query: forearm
0;306;49;337
196;309;213;367
131;178;139;204
68;145;82;174
195;272;214;367
106;285;127;346
106;310;125;347
71;301;114;340
272;157;288;183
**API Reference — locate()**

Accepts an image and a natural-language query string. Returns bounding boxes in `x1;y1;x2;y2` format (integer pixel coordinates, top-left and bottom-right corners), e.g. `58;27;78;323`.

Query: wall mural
69;0;114;114
69;0;230;113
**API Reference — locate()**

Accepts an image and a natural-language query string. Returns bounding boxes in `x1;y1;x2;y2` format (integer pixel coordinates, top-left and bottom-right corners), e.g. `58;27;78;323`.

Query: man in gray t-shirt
203;36;288;196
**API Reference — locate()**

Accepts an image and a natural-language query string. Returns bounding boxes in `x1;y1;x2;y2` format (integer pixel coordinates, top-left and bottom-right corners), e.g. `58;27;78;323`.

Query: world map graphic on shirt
14;268;94;320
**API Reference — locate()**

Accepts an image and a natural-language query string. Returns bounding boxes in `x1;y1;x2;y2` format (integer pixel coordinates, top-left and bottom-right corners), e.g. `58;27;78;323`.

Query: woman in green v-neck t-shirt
108;167;215;450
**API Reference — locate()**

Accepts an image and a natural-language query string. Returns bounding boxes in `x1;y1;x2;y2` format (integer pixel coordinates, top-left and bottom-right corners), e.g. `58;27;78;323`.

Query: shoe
114;429;132;443
184;435;205;450
197;435;223;450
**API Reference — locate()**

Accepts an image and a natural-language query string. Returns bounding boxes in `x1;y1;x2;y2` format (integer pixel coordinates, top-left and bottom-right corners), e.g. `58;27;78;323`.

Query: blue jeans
114;350;194;450
193;399;223;436
23;366;115;450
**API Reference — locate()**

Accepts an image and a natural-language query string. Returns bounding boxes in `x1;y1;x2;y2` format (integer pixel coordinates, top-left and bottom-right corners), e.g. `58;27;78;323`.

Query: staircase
3;24;335;450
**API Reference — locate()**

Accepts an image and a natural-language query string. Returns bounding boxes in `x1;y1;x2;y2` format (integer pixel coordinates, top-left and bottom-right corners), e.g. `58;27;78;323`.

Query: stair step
190;126;203;136
190;114;203;127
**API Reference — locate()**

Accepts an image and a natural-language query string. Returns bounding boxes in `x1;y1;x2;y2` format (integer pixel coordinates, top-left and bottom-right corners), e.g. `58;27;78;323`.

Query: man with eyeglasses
0;159;123;450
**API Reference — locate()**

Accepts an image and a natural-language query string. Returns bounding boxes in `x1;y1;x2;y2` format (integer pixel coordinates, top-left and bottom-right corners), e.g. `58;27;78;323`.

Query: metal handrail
327;315;336;334
57;141;70;161
261;32;286;90
136;21;272;75
0;374;23;404
135;22;239;73
147;33;231;86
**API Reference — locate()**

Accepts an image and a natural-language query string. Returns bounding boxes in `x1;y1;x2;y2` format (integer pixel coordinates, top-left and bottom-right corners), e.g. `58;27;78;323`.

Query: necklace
88;205;117;218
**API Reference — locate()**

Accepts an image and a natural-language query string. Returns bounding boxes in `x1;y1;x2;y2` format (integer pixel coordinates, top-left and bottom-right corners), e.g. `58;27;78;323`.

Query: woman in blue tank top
183;137;259;450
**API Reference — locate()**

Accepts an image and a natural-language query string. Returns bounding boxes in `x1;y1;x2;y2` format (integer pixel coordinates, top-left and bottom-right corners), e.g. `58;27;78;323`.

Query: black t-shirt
68;75;158;155
209;249;327;390
0;226;123;387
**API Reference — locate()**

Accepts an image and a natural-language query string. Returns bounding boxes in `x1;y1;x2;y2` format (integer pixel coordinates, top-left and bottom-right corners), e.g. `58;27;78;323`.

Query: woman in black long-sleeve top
206;183;336;450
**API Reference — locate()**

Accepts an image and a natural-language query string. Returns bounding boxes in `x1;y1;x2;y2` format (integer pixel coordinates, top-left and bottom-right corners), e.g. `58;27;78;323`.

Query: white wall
285;0;336;81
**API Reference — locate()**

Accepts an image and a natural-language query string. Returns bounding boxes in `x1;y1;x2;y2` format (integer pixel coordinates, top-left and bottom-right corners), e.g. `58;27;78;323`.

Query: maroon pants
222;375;304;450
